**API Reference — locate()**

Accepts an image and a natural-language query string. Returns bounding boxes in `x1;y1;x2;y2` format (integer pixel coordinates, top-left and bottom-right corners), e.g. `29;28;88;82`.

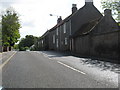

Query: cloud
1;0;102;38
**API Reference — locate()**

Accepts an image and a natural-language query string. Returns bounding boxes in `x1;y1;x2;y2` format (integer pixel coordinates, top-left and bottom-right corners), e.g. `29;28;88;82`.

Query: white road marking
36;51;85;74
36;52;54;59
0;52;17;69
57;61;86;75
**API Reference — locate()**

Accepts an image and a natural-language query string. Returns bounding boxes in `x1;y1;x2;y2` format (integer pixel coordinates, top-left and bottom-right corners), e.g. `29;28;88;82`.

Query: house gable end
70;3;103;35
92;14;119;35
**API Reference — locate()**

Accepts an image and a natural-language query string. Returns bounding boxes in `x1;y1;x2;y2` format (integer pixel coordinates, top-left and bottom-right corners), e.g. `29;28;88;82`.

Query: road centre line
57;61;86;75
0;52;17;69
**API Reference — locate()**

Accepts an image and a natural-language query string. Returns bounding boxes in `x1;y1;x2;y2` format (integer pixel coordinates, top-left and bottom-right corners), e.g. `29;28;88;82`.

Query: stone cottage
37;0;120;62
48;0;103;51
71;9;120;62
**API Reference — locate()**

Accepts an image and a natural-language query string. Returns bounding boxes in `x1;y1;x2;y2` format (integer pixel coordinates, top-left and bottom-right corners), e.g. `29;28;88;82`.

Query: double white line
0;52;17;69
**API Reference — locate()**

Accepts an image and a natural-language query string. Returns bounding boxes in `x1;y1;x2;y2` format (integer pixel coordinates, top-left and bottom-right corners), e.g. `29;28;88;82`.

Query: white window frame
69;20;71;35
65;38;67;45
41;40;43;44
41;40;43;47
38;42;40;45
56;28;58;35
56;39;58;48
53;35;55;44
63;23;66;33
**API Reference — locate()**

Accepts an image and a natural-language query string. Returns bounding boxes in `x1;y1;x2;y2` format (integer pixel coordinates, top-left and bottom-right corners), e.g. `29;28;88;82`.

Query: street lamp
49;14;61;18
49;14;62;24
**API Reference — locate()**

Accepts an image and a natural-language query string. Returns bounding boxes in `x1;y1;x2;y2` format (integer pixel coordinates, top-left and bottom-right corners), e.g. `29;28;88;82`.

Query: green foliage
30;37;43;51
118;22;120;26
101;0;120;21
13;44;19;49
19;46;29;51
18;35;38;51
2;8;21;47
24;35;37;47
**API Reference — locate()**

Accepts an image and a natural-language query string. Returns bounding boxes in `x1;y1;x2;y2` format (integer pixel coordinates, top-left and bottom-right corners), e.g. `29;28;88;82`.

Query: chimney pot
57;16;62;24
85;0;93;5
85;0;93;2
104;9;112;16
72;4;76;7
72;4;77;14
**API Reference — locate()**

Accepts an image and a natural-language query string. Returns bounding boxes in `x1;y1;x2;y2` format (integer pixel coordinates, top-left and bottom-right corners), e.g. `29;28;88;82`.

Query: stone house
36;30;49;51
71;9;120;62
37;0;120;62
47;0;103;51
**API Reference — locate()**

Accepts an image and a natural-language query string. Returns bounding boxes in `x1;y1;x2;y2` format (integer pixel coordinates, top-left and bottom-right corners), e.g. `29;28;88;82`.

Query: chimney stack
57;16;62;24
72;4;77;14
104;9;112;16
85;0;93;5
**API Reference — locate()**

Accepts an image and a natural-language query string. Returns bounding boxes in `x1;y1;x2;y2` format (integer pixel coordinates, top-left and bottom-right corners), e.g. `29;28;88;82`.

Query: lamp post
49;14;62;24
49;14;61;18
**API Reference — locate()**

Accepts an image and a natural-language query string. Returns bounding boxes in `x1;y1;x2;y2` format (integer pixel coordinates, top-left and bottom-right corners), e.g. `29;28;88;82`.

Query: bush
19;47;29;51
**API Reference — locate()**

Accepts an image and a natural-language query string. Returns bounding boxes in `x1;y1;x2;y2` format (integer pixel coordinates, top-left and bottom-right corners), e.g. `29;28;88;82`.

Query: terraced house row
33;0;120;63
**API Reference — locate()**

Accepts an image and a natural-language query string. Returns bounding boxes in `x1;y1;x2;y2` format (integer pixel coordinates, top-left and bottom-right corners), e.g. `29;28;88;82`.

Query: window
69;20;71;35
38;42;40;45
65;38;67;45
63;23;66;33
41;40;43;44
53;35;55;44
56;28;58;35
56;39;58;48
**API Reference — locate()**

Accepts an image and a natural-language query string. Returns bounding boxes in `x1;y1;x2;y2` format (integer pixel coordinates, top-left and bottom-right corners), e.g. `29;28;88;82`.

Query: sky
0;0;102;38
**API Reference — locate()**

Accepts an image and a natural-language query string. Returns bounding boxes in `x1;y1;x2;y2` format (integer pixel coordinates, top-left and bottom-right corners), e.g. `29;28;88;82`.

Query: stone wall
74;35;90;55
73;30;120;63
91;31;120;61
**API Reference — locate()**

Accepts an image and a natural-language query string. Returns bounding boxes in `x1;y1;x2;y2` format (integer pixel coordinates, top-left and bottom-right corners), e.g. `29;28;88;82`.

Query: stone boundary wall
90;30;120;62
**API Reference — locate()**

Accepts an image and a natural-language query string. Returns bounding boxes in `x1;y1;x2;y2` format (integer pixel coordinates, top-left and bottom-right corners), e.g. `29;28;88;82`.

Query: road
2;51;119;88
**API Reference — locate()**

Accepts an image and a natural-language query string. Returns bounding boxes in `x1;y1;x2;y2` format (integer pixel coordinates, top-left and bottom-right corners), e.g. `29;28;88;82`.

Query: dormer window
64;23;66;33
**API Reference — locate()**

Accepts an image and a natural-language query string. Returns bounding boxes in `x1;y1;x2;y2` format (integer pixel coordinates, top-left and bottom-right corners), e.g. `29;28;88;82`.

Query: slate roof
49;3;102;33
49;5;85;32
40;30;49;39
49;14;72;32
70;18;101;38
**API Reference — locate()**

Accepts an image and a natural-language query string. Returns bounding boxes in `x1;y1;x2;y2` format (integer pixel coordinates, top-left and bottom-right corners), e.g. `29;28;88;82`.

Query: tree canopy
101;0;120;21
18;35;38;51
2;8;21;48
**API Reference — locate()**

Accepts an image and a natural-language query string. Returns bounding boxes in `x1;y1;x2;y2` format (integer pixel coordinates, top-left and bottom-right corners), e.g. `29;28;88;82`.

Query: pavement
2;51;120;88
40;51;120;87
0;51;16;88
0;51;16;64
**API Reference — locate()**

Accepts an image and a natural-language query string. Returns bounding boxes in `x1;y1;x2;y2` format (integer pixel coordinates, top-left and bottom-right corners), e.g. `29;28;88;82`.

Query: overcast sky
0;0;102;38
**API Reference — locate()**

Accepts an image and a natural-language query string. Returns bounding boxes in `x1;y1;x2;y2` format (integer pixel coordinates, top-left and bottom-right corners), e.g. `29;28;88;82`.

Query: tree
18;35;38;51
101;0;120;22
13;44;19;51
2;8;21;51
24;35;37;48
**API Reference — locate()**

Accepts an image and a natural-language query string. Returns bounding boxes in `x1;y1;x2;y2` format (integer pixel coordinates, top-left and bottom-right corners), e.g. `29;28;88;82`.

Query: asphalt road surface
2;51;118;88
